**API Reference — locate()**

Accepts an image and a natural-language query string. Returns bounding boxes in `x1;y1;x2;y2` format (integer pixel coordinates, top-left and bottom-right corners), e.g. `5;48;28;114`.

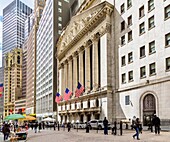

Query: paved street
25;128;170;142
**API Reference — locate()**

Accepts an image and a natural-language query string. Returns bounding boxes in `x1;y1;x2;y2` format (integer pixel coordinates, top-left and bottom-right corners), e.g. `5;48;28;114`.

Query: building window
139;5;144;18
58;8;62;13
128;15;132;26
149;63;156;75
127;0;132;8
128;52;133;63
148;0;154;11
121;35;125;45
128;71;133;82
165;33;170;46
121;21;125;31
58;1;62;6
58;17;62;21
139;22;145;34
166;57;170;70
165;5;170;19
121;56;126;66
58;23;62;28
148;16;155;29
121;3;125;14
125;95;130;105
140;46;145;58
122;73;126;83
140;66;146;78
149;41;155;54
128;31;133;41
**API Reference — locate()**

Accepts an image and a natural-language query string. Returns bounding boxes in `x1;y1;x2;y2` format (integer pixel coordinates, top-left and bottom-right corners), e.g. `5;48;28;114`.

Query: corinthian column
64;60;68;90
73;52;78;96
92;35;99;91
68;56;73;92
79;46;84;87
85;41;91;93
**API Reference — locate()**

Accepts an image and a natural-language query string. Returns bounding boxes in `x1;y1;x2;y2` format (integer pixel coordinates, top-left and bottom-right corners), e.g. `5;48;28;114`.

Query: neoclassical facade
56;1;117;123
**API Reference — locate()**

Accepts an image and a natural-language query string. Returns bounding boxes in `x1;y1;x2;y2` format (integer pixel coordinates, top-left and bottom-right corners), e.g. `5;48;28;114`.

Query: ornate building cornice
56;1;114;61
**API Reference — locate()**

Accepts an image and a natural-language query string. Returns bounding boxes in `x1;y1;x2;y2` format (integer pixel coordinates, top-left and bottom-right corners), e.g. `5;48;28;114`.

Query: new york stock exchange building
56;0;170;126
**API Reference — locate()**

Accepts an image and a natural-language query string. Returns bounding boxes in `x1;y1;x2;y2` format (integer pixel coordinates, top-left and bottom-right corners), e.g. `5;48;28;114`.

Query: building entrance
143;94;156;126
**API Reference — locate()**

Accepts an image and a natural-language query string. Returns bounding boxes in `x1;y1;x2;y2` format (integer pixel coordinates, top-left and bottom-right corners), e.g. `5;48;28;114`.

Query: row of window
121;57;170;84
120;0;170;20
121;32;170;48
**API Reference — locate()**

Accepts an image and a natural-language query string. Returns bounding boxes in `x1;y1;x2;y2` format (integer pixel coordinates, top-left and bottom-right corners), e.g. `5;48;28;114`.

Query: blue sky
0;0;34;67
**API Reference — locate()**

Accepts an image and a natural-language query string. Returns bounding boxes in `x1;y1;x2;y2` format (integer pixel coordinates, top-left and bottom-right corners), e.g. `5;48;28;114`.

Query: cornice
57;2;114;61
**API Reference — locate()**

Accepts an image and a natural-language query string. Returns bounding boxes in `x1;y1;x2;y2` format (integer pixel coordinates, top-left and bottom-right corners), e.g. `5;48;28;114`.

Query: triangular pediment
57;1;113;55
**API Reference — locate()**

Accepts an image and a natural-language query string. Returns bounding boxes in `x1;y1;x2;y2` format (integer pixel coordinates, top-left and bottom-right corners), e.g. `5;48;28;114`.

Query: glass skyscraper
2;0;32;59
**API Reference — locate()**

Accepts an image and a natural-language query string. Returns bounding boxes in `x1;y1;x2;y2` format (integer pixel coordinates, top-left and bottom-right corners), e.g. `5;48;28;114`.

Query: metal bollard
125;123;128;129
120;121;122;135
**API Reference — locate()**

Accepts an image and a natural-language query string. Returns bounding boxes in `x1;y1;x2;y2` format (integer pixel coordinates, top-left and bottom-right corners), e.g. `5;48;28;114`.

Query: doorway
143;94;156;126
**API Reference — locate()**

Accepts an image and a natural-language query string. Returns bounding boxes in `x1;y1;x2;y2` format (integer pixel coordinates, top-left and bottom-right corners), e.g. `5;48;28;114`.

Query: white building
115;0;170;125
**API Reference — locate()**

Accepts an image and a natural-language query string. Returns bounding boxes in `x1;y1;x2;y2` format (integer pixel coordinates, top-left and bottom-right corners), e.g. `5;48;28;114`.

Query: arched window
143;94;155;110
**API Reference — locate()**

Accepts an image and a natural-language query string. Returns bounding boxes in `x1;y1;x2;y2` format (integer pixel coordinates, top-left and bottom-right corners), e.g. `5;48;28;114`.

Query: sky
0;0;34;67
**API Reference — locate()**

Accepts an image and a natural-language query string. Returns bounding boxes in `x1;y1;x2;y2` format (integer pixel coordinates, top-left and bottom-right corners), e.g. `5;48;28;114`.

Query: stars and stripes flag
0;83;3;97
55;93;62;103
75;82;84;97
64;88;72;101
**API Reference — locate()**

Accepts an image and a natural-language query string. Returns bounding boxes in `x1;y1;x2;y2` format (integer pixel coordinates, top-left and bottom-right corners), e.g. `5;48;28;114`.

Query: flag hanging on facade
75;82;84;97
0;83;3;97
64;88;72;101
55;93;62;103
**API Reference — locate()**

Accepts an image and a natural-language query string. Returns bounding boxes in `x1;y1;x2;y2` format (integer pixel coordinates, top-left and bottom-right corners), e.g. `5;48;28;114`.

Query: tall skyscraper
36;0;74;120
26;0;46;115
4;48;23;117
2;0;32;64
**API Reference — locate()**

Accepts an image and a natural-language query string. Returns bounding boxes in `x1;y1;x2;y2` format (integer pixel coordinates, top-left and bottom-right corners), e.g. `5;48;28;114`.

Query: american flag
64;88;72;101
0;83;3;97
55;93;62;103
75;82;84;97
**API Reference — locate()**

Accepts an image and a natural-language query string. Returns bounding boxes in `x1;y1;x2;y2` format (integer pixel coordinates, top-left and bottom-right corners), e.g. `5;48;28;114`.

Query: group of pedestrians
132;114;161;140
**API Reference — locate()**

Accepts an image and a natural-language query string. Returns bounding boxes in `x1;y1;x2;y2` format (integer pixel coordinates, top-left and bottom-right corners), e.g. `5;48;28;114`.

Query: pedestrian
2;123;10;141
131;116;136;130
34;122;38;133
54;122;56;131
132;118;141;140
38;122;42;132
58;122;60;131
42;122;45;129
103;117;108;135
67;122;71;132
152;114;161;134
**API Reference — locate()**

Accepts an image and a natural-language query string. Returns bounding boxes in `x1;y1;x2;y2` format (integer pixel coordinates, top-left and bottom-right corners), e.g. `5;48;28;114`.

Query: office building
2;0;32;66
36;0;73;120
4;48;22;117
116;0;170;125
26;0;46;115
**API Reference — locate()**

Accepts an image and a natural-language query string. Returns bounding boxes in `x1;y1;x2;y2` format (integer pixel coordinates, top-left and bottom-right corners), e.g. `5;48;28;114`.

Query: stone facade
56;1;115;123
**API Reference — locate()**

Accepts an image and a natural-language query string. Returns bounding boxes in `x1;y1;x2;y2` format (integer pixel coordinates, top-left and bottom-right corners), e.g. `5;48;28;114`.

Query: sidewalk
27;128;170;142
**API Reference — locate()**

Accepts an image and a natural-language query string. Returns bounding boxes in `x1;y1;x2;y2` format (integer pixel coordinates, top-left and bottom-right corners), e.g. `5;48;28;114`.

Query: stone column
68;56;73;92
64;60;68;90
92;35;99;91
60;64;64;95
79;46;84;86
85;43;91;93
73;52;78;97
